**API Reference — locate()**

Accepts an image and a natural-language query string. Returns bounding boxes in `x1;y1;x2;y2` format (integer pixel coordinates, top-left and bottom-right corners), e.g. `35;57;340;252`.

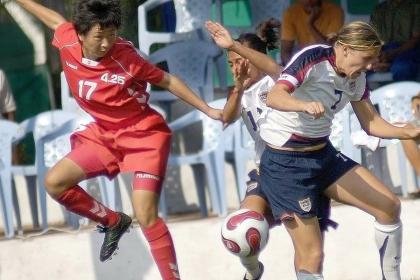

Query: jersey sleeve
130;51;165;85
52;22;78;49
276;51;314;93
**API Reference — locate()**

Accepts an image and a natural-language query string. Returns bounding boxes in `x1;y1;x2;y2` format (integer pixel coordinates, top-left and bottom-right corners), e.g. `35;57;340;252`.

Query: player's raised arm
15;0;66;30
205;20;281;81
155;72;223;121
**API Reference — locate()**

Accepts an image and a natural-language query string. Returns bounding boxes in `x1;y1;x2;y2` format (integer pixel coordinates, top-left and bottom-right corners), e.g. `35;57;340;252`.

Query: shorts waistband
265;141;333;156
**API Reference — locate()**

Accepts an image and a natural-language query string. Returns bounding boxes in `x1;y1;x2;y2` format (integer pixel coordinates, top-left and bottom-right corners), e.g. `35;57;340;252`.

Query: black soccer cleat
97;212;132;262
243;262;264;280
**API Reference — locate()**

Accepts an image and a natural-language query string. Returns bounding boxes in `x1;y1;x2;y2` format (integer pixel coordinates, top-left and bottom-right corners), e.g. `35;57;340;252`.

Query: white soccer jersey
260;45;369;148
240;75;274;164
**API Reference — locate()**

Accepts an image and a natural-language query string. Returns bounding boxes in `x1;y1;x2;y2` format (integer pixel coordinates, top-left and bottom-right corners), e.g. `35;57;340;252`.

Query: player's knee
135;204;158;227
44;170;68;198
296;247;323;270
377;196;401;223
387;197;401;220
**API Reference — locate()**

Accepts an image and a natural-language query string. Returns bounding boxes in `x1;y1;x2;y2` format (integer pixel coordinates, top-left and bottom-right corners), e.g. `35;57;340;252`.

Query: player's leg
45;135;132;262
324;165;402;280
239;196;269;280
283;215;324;279
401;139;420;176
236;169;272;280
259;146;334;279
132;173;180;280
45;156;120;227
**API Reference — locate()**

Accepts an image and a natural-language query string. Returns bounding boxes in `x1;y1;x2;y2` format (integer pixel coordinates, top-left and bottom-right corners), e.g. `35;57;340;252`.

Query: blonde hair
328;21;383;55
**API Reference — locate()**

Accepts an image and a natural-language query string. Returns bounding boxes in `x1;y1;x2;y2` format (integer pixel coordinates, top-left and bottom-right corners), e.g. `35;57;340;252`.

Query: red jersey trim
276;80;295;93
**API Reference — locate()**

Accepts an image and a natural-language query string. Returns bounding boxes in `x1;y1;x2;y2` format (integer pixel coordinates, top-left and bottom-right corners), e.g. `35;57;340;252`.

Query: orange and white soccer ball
221;209;269;257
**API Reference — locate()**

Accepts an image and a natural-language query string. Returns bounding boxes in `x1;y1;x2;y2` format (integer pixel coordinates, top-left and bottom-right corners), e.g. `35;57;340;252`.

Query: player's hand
205;107;224;121
205;21;234;50
401;122;420;139
302;101;325;119
232;59;252;92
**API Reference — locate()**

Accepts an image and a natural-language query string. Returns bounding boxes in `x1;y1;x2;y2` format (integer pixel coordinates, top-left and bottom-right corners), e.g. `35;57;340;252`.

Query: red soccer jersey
52;22;164;129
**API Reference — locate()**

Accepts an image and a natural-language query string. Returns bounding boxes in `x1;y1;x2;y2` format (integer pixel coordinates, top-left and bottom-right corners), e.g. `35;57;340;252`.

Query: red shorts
66;110;172;180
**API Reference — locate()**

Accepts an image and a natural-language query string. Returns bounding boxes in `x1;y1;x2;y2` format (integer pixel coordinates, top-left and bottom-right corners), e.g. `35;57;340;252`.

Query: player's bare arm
267;83;325;119
206;21;281;80
155;72;223;121
15;0;66;30
352;99;420;139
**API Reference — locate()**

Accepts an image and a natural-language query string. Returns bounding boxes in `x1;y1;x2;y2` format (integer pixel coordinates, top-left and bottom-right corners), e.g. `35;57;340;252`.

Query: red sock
142;218;180;279
56;186;119;227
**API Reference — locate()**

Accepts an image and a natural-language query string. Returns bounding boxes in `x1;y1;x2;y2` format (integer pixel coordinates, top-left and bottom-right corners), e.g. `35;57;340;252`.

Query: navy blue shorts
245;168;338;231
260;142;358;226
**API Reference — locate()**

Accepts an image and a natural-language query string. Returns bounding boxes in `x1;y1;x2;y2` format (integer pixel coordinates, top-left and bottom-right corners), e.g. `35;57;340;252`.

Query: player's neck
82;47;102;61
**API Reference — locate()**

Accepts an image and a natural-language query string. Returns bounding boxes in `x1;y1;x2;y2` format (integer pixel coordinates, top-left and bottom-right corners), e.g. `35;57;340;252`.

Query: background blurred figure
401;93;420;197
370;0;420;81
280;0;344;65
0;68;16;121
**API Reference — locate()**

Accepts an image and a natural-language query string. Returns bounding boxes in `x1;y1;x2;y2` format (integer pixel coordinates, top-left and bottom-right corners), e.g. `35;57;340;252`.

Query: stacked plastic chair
369;81;420;197
0;120;21;238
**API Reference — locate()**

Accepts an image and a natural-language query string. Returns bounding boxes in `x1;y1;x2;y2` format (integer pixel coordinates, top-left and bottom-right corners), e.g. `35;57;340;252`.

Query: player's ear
78;34;85;43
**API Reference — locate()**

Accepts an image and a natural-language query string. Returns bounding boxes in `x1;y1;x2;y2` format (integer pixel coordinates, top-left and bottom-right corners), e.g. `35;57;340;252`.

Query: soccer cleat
243;262;264;280
97;212;132;262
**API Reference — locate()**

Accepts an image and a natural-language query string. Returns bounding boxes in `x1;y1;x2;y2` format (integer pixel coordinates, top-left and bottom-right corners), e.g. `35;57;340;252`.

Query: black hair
256;18;281;51
234;18;280;54
73;0;122;35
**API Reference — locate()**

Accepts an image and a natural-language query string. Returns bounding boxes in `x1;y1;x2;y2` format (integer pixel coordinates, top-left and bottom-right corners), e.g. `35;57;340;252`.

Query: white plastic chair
165;98;230;217
369;81;420;197
148;40;221;106
0;120;21;238
330;103;363;163
138;0;211;55
11;110;78;230
229;120;256;202
138;0;229;89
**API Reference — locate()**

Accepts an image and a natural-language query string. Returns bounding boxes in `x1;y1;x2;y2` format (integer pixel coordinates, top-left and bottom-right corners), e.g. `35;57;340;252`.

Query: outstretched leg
45;157;130;261
324;166;402;280
239;194;270;280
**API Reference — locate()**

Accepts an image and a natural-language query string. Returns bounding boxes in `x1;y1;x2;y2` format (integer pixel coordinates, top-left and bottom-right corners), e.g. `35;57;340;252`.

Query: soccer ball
221;209;269;257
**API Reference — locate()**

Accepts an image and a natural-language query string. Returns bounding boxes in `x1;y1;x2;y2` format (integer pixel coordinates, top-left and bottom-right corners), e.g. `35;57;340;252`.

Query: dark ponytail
256;18;281;51
235;33;267;54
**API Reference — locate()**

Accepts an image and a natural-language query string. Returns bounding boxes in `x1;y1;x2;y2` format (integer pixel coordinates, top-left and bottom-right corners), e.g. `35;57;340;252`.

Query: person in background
0;69;16;121
280;0;344;65
370;0;420;81
401;93;420;197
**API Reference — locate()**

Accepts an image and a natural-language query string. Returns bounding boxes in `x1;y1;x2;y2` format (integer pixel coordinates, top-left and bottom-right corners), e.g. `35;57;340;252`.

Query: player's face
227;51;261;88
78;24;117;60
337;46;378;79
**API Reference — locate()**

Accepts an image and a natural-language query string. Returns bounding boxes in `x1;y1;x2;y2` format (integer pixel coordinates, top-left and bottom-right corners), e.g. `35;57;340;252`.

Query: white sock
296;272;324;280
241;254;261;279
374;221;402;280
